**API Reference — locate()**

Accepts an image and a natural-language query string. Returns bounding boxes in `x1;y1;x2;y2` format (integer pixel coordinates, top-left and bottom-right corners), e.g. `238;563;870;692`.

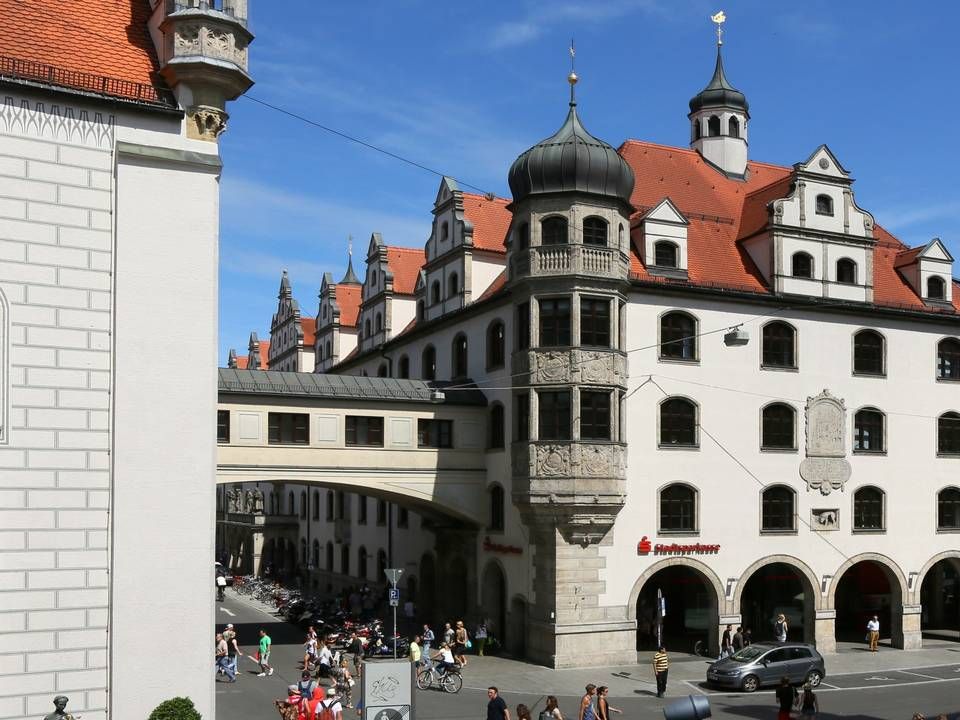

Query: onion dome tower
689;15;749;176
506;57;634;669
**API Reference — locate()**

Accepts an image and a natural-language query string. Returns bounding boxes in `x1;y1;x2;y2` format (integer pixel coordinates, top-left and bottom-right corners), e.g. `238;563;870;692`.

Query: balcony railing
514;244;629;281
169;0;248;24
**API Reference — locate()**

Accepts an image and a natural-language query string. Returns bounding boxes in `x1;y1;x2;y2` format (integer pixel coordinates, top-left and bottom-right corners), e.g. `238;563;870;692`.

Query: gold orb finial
568;70;578;86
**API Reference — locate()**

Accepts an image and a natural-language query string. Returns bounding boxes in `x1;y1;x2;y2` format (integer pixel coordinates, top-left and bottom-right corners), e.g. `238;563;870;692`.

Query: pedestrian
487;686;510;720
866;615;880;652
653;646;669;698
317;639;333;678
732;626;744;653
774;614;788;643
743;627;753;646
409;635;421;667
443;622;455;647
333;656;354;708
578;684;597;720
315;687;343;720
798;682;818;718
422;623;435;655
223;624;239;680
215;633;234;681
720;624;733;658
304;632;318;671
347;632;364;675
274;686;301;720
216;572;227;602
476;621;488;656
775;676;797;720
541;695;564;719
454;619;470;667
256;628;273;677
517;704;532;720
596;686;621;719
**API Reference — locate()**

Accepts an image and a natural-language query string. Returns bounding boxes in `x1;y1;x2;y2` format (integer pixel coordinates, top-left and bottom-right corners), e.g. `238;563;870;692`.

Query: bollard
663;694;711;720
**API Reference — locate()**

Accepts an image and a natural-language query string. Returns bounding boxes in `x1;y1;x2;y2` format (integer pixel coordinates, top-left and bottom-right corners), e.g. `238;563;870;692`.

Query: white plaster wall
470;255;506;300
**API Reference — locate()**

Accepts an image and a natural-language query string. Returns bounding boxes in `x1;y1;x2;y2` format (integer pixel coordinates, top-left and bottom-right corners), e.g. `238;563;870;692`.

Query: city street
214;593;960;720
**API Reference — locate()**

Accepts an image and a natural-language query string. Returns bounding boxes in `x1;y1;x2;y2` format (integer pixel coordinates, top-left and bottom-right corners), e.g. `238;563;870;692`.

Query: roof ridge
619;139;792;174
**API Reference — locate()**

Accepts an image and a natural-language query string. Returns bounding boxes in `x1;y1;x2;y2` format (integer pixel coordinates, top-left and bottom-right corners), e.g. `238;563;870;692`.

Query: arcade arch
917;552;960;643
829;553;908;648
735;556;819;644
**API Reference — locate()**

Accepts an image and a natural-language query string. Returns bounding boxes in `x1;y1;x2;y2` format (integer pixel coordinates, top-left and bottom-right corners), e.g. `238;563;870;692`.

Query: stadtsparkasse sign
636;535;720;556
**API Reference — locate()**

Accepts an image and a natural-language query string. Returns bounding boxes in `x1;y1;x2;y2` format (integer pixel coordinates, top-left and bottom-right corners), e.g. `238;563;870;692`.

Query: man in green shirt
257;629;273;677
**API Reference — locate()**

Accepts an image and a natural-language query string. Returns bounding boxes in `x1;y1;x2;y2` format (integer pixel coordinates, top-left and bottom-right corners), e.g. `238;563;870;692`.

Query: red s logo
637;536;652;555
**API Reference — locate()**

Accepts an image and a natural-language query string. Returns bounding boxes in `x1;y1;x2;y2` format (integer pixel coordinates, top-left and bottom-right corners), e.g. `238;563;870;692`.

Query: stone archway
481;560;507;651
917;552;960;644
508;595;527;658
829;553;911;649
735;555;820;646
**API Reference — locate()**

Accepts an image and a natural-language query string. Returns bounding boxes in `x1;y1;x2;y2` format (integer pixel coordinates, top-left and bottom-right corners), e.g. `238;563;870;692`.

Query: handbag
465;640;472;649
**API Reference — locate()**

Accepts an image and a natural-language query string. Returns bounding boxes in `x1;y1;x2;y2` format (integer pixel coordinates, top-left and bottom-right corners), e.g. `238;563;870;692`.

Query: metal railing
169;0;248;24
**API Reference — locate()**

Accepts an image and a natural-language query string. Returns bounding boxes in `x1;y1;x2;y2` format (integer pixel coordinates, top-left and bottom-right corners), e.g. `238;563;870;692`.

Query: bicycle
415;660;462;693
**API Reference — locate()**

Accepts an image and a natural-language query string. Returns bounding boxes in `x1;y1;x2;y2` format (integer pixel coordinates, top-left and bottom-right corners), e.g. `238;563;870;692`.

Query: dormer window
815;194;834;216
448;273;459;297
322;305;327;319
375;312;383;332
583;217;608;246
654;241;678;268
708;115;720;137
791;252;813;279
836;258;857;285
928;276;946;300
441;222;449;241
372;270;378;285
431;281;440;305
541;216;568;245
364;319;371;337
728;116;740;139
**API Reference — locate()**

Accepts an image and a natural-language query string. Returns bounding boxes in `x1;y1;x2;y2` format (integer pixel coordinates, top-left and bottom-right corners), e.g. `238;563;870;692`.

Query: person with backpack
297;670;318;712
315;687;343;720
774;614;788;643
798;682;818;718
540;695;564;719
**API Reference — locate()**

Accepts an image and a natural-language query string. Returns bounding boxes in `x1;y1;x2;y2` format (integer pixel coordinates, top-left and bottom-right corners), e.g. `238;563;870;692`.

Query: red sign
483;536;523;555
637;536;720;556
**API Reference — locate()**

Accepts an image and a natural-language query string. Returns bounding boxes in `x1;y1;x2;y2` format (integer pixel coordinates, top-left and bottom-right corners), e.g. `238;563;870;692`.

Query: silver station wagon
706;642;826;692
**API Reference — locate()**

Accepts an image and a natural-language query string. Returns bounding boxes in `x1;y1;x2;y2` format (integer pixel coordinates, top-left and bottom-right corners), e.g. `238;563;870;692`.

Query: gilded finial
711;10;726;46
568;39;578;105
348;234;353;258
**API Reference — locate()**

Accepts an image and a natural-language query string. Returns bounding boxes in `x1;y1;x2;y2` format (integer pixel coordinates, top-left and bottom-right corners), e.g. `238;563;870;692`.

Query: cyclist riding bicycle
430;643;455;676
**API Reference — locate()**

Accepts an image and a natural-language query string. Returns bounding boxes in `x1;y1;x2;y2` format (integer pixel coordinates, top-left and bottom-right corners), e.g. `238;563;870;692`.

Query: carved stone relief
578;351;621;384
581;444;624;477
536;444;570;477
811;508;839;531
535;351;570;383
187;105;228;141
800;389;852;495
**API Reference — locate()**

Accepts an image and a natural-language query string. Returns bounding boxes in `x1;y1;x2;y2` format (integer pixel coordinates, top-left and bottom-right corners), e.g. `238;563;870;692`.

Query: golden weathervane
711;10;726;46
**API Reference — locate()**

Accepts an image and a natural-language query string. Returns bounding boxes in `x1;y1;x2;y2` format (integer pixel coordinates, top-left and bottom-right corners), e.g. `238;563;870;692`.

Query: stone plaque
811;508;839;531
801;389;851;495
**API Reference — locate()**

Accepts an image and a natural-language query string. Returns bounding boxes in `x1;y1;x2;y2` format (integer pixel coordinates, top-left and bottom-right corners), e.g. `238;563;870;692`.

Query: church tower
506;62;635;667
689;15;749;177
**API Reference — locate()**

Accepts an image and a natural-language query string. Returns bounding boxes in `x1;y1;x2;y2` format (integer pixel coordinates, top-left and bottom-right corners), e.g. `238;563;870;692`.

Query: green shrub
147;697;202;720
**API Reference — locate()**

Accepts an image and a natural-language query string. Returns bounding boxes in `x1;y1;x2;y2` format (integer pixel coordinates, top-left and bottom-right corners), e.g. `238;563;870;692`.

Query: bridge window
376;500;387;526
312;491;320;520
341;544;350;576
452;334;468;378
418;419;453;448
515;392;530;442
377;549;388;579
358;496;368;525
422;345;436;381
268;412;309;445
397;507;409;528
489;485;505;532
358;547;368;579
539;297;571;347
580;297;610;348
583;216;608;246
660;483;697;533
217;410;230;443
486;321;505;370
541;216;568;245
516;303;530;351
326;490;334;521
489;403;505;449
326;542;334;570
346;416;384;447
581;390;611;441
538;390;571;441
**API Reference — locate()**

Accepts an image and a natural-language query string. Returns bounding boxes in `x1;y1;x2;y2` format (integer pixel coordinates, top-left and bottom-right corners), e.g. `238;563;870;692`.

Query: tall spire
568;39;578;107
340;235;361;285
278;269;292;299
688;11;748;116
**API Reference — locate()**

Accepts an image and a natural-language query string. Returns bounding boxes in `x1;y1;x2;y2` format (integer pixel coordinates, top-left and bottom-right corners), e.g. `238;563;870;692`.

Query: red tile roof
386;247;426;295
236;340;269;370
300;318;316;347
335;285;361;328
872;226;960;312
235;356;249;369
463;193;512;253
0;0;169;105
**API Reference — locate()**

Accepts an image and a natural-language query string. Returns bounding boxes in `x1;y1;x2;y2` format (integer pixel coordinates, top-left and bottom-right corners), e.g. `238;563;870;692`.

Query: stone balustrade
513;244;630;281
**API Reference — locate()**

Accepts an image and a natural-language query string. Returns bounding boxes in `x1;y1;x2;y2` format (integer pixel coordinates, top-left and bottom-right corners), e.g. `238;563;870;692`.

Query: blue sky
218;1;960;362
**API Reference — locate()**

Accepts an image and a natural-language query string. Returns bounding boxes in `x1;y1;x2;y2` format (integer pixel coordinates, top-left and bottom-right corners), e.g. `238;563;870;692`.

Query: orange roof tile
463;193;512;253
236;356;249;369
872;226;960;313
300;318;316;347
386;247;426;295
0;0;169;104
335;284;361;328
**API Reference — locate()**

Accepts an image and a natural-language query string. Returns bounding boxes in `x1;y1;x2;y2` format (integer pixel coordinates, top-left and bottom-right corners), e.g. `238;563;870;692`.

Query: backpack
297;680;316;700
316;699;336;720
539;711;555;720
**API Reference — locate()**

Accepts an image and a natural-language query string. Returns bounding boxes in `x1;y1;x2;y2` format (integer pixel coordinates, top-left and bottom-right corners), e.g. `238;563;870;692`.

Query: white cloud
490;21;542;49
878;200;960;232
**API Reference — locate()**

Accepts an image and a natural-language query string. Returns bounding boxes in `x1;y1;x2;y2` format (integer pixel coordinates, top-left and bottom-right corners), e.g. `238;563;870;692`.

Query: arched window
708;115;721;137
659;311;697;361
312;539;320;567
377;363;388;378
541;216;568;245
375;312;383;332
358;546;368;579
364;319;371;338
326;541;334;570
659;484;697;532
791;252;813;279
398;355;410;379
377;549;388;579
853;330;884;376
489;485;505;531
938;487;960;530
312;491;320;520
853;408;885;453
659;397;697;447
372;270;378;285
853;486;884;531
489;403;505;449
288;491;295;515
422;345;436;381
928;276;946;300
654;241;678;268
836;258;857;285
452;334;468;378
318;344;324;362
815;194;834;216
761;403;796;450
761;486;795;532
728;116;740;138
441;221;449;241
448;273;459;297
938;412;960;455
431;281;440;305
762;321;797;369
322;305;327;320
486;320;505;370
326;490;334;521
693;119;702;140
517;222;530;250
937;338;960;380
583;216;608;246
340;544;350;576
325;341;331;360
416;300;425;321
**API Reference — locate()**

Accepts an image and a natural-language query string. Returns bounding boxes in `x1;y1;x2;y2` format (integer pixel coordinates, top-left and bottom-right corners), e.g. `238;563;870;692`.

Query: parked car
215;563;234;586
706;642;825;692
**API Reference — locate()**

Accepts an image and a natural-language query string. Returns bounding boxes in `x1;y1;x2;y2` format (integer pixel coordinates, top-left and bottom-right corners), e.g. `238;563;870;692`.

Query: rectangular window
516;393;530;441
538;390;571;440
345;416;384;446
516;303;530;350
539;297;571;347
580;298;610;348
217;410;230;443
418;419;453;448
580;391;611;441
268;412;309;445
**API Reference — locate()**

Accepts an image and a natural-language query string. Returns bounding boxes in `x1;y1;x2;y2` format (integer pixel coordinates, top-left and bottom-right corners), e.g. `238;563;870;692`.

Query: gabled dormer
638;197;689;279
268;270;314;372
896;238;955;307
244;332;269;370
356;234;422;354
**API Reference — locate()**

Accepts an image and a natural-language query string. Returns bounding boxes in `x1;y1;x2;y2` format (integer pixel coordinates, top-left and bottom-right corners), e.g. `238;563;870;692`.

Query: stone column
814;610;836;654
897;605;922;650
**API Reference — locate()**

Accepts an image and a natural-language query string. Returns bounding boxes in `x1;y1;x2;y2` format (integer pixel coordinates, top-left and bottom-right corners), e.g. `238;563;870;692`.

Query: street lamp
384;568;404;659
